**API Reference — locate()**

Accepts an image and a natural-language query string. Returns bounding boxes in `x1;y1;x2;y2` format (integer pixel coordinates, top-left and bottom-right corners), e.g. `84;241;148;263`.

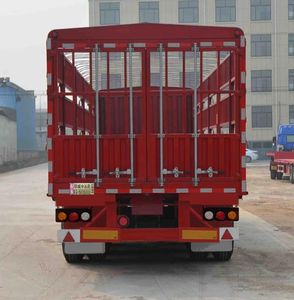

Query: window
251;70;272;92
251;34;271;57
290;105;294;123
179;0;199;23
100;2;120;25
289;0;294;19
251;0;271;21
289;34;294;56
252;106;272;128
215;0;236;22
139;2;159;23
289;70;294;91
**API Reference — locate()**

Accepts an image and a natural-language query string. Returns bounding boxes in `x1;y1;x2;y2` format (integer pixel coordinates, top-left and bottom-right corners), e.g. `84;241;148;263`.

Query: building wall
0;78;37;151
0;115;17;165
89;0;294;154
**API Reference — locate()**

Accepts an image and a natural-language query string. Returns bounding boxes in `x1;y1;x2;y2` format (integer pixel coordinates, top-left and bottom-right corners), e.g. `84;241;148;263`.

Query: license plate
70;183;94;195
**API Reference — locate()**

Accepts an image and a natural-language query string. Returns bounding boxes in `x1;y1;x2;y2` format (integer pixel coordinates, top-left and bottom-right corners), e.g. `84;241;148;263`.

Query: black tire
62;243;83;264
88;253;106;262
212;242;234;262
290;166;294;184
212;251;233;261
189;251;208;261
246;156;252;163
277;172;283;180
270;170;277;180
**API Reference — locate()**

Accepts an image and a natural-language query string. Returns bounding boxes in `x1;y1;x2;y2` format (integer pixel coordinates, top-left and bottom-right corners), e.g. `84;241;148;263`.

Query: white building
89;0;294;157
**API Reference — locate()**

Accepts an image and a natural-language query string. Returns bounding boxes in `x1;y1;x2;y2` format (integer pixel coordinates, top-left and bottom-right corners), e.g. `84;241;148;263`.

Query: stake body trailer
47;24;247;263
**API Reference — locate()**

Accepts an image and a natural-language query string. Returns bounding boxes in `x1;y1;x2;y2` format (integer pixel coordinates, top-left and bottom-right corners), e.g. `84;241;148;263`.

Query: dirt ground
241;164;294;237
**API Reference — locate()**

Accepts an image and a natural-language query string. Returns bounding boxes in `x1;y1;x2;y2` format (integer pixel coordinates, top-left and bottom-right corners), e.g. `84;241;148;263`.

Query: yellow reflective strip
182;229;218;240
83;230;118;240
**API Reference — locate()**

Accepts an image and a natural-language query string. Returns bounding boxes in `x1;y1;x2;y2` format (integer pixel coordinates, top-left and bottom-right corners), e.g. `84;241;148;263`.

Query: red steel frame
47;24;247;242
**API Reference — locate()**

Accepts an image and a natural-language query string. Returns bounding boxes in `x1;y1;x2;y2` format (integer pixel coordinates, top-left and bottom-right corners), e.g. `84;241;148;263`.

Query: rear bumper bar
58;227;239;244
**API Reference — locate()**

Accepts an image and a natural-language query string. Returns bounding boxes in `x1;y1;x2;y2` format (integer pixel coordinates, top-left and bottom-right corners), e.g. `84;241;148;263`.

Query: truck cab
275;124;294;152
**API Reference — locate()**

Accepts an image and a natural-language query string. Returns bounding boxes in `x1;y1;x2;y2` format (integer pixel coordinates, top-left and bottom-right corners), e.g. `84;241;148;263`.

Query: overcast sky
0;0;88;95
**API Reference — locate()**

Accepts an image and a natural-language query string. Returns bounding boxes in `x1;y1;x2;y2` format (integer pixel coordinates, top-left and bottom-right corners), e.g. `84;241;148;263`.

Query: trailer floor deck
0;163;293;300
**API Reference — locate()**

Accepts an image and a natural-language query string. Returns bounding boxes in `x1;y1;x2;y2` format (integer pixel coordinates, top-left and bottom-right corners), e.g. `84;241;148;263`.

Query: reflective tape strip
240;36;246;47
176;188;189;193
241;108;246;121
224;188;236;193
168;43;180;48
182;229;218;241
223;41;236;47
47;73;52;86
103;43;116;48
46;38;51;50
200;188;212;193
152;188;165;193
48;183;53;195
241;72;246;84
47;138;52;150
242;156;246;168
106;189;118;194
57;229;80;243
219;227;239;241
241;132;246;144
62;43;74;49
133;43;146;48
200;42;212;47
242;180;247;192
58;189;70;194
48;161;53;172
47;113;52;126
83;230;118;240
130;189;142;194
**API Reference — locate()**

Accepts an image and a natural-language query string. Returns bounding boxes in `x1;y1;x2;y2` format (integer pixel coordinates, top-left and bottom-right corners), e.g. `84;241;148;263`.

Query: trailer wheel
88;253;106;262
290;166;294;184
212;242;234;261
277;172;283;180
212;250;233;261
270;170;277;180
189;251;208;261
62;244;83;264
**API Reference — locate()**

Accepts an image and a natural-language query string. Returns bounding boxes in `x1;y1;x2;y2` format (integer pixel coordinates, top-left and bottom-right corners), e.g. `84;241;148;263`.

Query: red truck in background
46;23;247;263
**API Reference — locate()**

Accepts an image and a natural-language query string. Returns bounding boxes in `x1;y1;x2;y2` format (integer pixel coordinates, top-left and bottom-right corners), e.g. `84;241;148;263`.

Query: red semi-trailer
47;24;247;263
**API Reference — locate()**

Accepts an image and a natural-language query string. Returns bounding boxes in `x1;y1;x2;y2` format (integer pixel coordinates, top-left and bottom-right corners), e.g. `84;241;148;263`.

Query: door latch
109;168;131;178
197;167;218;178
76;168;97;179
162;167;184;178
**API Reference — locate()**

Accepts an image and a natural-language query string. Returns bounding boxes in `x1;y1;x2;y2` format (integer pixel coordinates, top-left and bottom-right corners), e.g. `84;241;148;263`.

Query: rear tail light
56;209;91;222
118;215;130;227
69;212;79;222
227;210;238;221
81;212;91;221
204;210;214;221
57;211;67;222
215;211;226;221
203;207;239;221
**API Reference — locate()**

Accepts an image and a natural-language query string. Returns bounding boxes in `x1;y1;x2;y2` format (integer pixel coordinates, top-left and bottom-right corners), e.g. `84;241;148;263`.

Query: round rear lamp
69;212;79;222
215;211;226;221
57;211;67;222
227;210;237;221
81;212;91;221
118;215;129;227
204;210;214;221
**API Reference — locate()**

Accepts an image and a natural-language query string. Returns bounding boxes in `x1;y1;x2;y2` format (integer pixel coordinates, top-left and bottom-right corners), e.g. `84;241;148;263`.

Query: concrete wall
0;115;17;165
